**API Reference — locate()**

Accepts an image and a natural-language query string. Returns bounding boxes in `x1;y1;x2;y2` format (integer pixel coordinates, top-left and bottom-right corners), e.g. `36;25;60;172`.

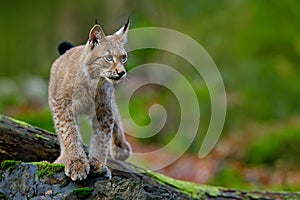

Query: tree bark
0;114;300;200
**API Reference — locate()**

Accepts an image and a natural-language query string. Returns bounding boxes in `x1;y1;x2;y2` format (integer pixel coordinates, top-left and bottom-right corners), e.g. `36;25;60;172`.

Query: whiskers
122;74;129;82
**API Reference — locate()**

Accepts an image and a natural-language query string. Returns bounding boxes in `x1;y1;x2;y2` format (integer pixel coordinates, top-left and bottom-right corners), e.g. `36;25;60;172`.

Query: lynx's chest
72;80;98;117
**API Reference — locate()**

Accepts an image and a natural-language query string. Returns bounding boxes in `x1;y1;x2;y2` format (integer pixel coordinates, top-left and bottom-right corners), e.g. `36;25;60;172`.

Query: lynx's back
49;45;84;100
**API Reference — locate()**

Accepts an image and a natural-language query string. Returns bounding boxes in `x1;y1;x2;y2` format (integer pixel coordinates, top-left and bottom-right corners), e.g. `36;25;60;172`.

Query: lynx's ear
114;18;130;44
88;24;105;49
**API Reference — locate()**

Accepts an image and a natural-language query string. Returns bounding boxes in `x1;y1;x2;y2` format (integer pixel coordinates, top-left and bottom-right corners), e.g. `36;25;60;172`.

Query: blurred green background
1;0;300;191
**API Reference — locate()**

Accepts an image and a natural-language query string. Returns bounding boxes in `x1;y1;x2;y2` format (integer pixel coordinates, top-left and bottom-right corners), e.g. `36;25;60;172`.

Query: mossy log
1;114;300;199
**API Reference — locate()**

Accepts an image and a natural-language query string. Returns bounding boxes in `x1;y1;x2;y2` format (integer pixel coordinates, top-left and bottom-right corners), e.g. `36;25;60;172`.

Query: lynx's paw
112;141;132;161
89;158;112;180
65;156;90;181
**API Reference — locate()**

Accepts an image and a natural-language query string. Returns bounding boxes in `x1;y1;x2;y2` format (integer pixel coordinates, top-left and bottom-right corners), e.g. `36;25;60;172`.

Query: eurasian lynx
48;20;132;181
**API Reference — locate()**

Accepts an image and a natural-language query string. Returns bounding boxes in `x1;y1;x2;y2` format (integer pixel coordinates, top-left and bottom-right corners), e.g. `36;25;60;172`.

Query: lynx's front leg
52;101;90;181
89;82;114;179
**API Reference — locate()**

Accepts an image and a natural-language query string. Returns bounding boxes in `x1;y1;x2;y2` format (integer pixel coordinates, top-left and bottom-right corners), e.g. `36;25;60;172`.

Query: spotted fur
48;20;131;181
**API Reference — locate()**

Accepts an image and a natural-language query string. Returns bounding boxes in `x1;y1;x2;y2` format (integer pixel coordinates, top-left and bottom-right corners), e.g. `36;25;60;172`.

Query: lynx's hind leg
111;95;132;161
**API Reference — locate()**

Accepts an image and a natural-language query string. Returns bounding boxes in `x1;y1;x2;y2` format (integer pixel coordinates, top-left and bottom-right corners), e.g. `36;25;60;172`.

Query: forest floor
2;101;300;192
127;116;300;191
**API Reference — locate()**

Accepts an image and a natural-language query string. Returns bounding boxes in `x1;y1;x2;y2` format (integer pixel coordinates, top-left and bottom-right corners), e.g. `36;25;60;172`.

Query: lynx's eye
120;54;127;64
104;55;114;62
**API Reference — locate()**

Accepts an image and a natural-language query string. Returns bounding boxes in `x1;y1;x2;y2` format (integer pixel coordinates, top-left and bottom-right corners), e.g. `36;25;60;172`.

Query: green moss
33;133;50;141
1;160;21;171
0;171;3;179
248;194;263;199
144;169;221;198
72;187;93;199
14;108;56;133
0;114;30;128
32;162;64;179
0;114;56;135
0;192;8;199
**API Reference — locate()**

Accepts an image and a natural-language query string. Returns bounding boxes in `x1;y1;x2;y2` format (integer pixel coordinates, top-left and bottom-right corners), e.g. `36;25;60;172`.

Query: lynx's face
84;21;129;84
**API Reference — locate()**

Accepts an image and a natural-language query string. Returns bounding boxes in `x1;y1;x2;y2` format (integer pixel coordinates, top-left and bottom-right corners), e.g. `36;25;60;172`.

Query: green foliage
208;164;248;190
245;128;300;166
72;187;93;199
32;162;64;179
1;0;300;190
1;0;299;142
16;109;55;133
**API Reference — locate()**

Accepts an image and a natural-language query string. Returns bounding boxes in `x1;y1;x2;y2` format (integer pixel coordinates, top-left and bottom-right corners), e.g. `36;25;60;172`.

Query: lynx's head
83;19;129;84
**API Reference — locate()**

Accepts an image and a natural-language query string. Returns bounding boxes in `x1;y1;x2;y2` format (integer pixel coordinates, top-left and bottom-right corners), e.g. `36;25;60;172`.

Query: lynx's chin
105;77;124;84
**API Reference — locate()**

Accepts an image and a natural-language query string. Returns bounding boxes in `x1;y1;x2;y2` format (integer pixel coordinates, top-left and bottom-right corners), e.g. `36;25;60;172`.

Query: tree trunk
0;114;299;200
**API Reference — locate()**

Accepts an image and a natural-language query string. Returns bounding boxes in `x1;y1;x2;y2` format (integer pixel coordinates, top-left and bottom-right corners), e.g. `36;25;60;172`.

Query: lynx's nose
117;71;126;78
107;69;126;81
115;67;126;79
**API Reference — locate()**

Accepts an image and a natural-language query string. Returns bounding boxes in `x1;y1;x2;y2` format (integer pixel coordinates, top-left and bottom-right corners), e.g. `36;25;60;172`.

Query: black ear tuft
124;17;130;32
95;19;99;25
58;41;74;55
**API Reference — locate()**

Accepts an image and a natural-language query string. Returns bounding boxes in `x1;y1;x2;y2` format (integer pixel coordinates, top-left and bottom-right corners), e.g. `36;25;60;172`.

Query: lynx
48;20;132;181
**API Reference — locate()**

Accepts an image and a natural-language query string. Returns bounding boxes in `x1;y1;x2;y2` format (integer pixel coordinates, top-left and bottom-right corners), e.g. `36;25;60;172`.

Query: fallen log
0;114;300;199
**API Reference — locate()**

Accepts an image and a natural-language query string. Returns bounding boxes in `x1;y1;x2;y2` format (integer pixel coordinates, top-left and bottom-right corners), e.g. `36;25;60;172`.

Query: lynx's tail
58;41;74;55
